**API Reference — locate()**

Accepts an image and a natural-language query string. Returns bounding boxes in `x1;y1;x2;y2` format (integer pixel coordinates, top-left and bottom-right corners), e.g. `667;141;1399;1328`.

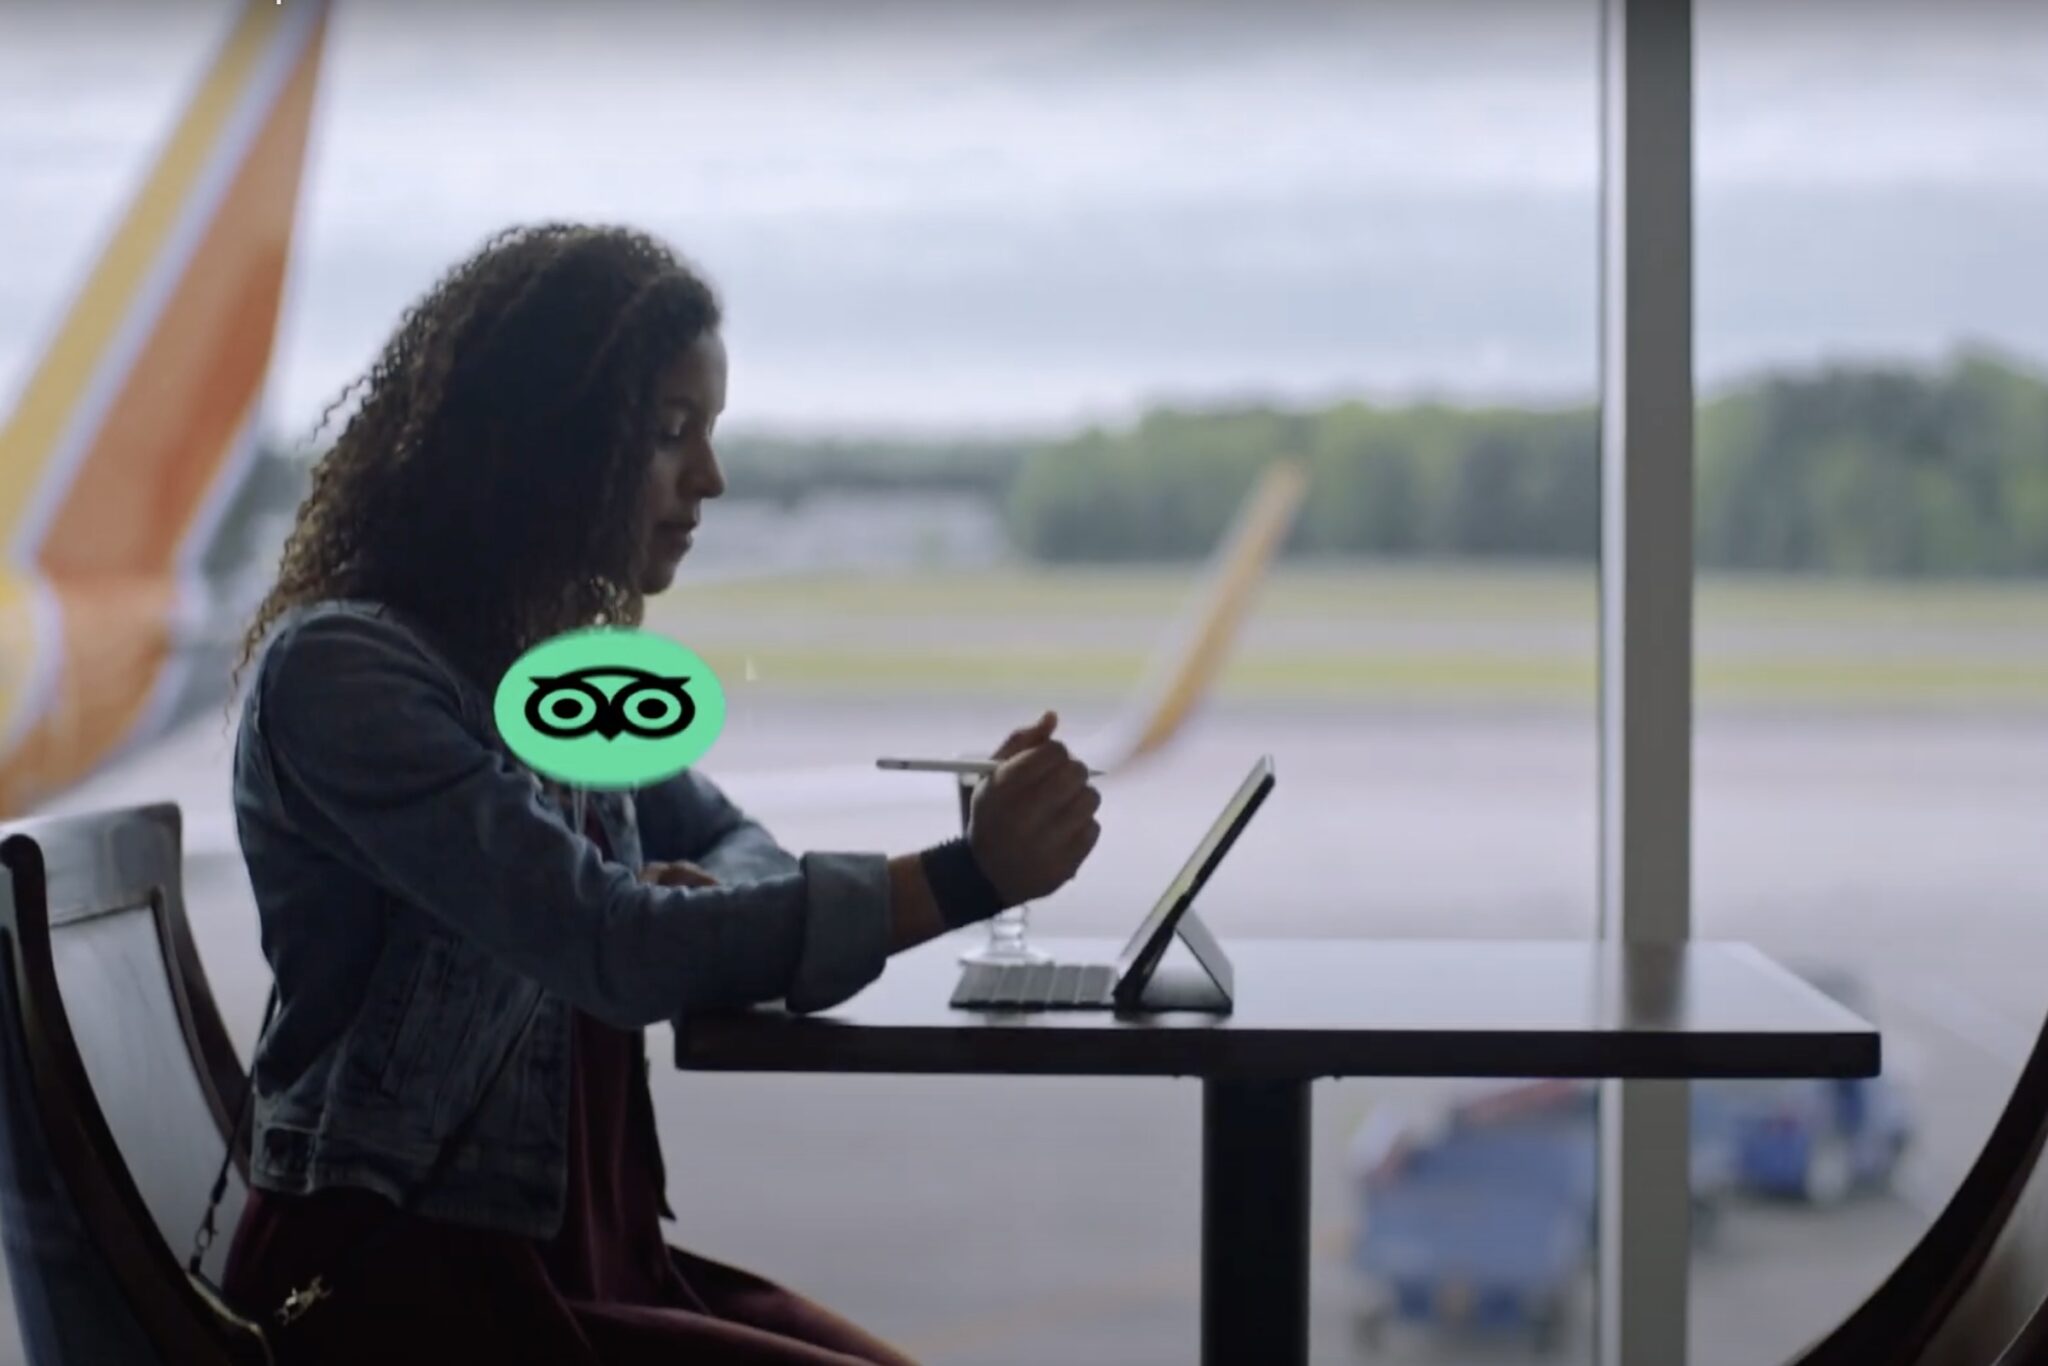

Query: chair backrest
17;801;252;1270
1788;993;2048;1366
1930;1106;2048;1366
1987;1281;2048;1366
0;802;269;1366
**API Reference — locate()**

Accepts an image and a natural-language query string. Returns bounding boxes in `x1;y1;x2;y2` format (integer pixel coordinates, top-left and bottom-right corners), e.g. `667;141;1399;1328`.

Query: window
1691;3;2048;1363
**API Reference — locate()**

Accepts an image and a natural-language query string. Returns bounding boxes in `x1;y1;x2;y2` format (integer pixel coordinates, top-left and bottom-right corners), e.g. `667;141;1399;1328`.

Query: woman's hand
639;860;719;889
966;710;1102;906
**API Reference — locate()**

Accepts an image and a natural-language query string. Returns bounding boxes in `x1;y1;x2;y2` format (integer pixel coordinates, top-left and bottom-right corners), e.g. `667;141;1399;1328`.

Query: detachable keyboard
951;960;1120;1010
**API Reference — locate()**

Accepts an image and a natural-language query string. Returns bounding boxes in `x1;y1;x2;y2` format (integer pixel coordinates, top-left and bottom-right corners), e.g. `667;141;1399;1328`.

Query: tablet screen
1114;754;1275;972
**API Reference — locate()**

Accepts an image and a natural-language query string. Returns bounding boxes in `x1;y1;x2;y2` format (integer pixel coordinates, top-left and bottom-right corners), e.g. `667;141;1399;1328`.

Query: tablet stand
1130;959;1233;1014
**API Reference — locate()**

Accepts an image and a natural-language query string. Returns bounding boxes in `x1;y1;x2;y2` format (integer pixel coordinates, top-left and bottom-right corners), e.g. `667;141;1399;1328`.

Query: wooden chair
1783;982;2048;1365
0;802;269;1365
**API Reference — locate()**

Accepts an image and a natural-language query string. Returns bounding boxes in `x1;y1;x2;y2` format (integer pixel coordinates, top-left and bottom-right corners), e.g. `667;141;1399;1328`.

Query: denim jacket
233;599;892;1240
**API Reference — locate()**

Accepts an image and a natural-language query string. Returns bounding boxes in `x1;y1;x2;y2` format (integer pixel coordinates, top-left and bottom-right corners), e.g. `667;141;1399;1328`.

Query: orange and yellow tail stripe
0;0;327;815
0;0;326;578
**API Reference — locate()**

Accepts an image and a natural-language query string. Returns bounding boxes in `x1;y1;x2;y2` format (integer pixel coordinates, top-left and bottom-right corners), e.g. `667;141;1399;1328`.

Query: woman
218;222;1101;1364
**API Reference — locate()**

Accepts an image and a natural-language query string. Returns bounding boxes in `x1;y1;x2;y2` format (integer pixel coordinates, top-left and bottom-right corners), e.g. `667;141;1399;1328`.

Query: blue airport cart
1350;1093;1597;1355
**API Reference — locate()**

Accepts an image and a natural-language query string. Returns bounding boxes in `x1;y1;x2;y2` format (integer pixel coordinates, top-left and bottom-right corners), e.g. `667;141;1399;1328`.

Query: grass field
650;561;2048;706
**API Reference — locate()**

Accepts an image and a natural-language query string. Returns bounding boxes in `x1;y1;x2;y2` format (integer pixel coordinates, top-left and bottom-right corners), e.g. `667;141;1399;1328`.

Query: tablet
1111;754;1275;998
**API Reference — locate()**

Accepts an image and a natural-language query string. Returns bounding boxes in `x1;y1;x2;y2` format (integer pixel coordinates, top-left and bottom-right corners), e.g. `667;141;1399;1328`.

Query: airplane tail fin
0;0;329;581
702;459;1308;818
1080;458;1309;772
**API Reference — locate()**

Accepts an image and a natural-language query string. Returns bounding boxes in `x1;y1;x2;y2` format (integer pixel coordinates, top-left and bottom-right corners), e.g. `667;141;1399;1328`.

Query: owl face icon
493;627;727;790
524;666;698;741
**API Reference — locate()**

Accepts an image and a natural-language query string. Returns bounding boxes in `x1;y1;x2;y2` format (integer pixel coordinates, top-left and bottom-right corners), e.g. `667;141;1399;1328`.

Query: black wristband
919;837;1009;930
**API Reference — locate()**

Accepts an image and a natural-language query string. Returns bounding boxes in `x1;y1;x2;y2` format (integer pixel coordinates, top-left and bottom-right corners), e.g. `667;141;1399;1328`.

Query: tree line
718;349;2048;578
265;349;2048;578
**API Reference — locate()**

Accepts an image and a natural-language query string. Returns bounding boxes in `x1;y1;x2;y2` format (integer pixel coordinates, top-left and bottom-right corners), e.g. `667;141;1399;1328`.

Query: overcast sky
3;0;2045;436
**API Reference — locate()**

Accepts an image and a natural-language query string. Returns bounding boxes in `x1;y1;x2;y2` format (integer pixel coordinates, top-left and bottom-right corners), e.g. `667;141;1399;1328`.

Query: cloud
4;0;2046;432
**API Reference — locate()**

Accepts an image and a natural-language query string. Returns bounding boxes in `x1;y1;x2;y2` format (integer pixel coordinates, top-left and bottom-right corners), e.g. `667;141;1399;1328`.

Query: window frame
1596;1;1697;1363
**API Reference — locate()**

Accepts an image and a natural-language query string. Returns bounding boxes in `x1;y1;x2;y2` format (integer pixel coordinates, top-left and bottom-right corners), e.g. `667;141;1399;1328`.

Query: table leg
1202;1078;1310;1366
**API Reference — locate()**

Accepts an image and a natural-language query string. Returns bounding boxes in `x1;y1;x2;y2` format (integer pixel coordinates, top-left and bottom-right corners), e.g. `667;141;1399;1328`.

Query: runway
8;693;2046;1365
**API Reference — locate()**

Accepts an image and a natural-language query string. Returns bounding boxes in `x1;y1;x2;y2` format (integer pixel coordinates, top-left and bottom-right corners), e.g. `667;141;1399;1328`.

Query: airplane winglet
1078;458;1308;772
694;459;1307;818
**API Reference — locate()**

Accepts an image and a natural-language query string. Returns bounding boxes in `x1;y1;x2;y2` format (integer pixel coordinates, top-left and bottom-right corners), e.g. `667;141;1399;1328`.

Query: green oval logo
493;627;726;789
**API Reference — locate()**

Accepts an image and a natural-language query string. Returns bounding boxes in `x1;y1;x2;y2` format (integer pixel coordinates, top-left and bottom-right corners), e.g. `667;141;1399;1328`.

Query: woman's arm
886;853;946;950
634;769;795;884
253;609;890;1025
641;847;945;951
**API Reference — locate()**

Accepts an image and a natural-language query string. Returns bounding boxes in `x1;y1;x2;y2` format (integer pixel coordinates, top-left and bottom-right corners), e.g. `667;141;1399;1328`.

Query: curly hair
234;222;722;693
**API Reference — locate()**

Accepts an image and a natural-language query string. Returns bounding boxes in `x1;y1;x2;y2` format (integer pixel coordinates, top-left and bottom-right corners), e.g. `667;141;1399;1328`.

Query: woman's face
634;329;728;595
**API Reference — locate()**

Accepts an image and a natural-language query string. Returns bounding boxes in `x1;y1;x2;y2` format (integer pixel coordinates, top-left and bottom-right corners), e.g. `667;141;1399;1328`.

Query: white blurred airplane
0;0;1308;863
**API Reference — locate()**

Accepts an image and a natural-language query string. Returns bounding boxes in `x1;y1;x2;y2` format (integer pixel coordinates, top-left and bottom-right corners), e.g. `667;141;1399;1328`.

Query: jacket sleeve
252;610;890;1023
635;769;799;884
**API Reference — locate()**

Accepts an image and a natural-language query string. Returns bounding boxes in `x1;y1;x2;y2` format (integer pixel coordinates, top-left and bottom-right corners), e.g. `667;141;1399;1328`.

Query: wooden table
674;937;1880;1366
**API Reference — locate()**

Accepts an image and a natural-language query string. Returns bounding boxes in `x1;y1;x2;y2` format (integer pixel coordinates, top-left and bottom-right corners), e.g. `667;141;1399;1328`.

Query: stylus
876;757;1106;778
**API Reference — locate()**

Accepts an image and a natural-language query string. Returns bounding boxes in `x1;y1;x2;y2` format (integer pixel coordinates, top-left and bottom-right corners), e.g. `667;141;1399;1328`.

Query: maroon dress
222;818;918;1366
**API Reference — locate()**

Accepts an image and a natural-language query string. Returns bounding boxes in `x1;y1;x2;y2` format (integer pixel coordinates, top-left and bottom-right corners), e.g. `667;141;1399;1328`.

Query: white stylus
876;757;1106;778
